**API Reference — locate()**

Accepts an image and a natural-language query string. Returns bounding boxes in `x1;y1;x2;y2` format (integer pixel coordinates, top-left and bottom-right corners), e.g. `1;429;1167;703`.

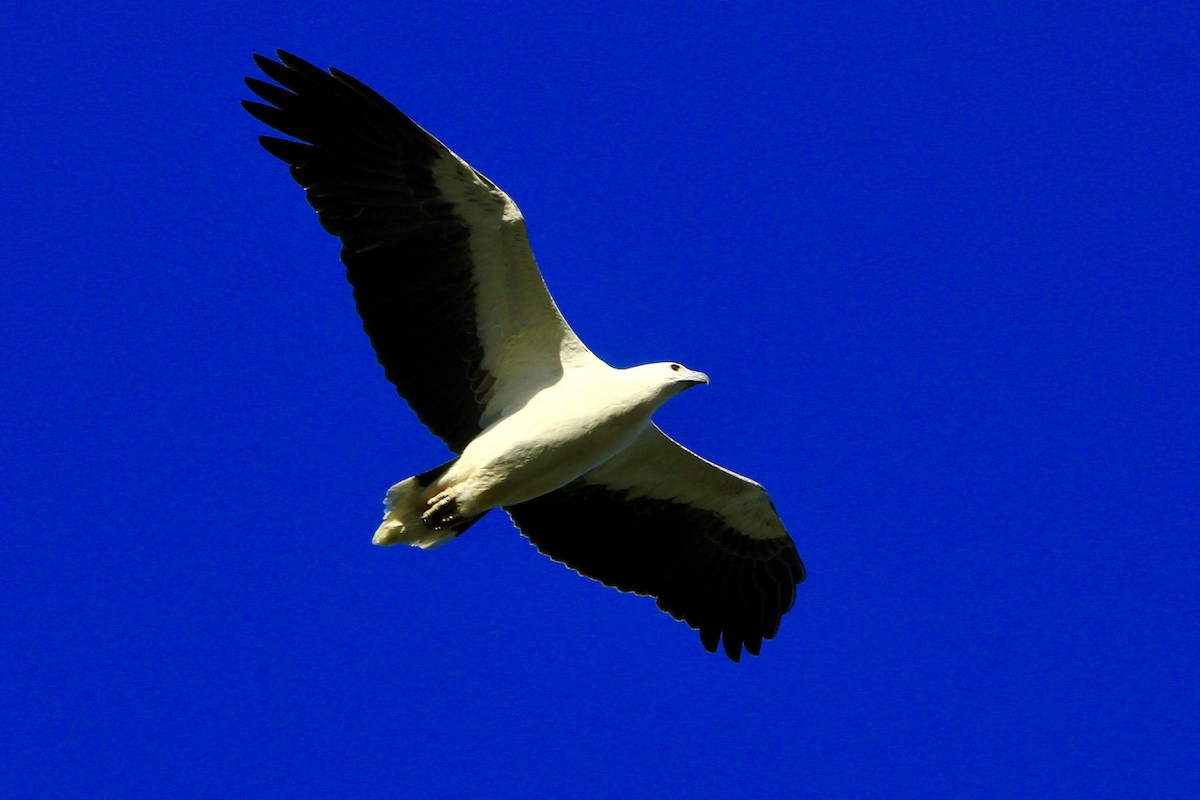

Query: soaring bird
243;51;805;660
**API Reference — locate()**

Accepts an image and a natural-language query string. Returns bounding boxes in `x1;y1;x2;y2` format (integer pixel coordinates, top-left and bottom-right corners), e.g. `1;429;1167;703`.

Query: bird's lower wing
505;426;804;661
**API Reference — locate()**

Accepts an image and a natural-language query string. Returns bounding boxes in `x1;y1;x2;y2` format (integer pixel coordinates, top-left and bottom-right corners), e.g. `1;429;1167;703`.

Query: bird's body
244;51;805;660
377;361;708;548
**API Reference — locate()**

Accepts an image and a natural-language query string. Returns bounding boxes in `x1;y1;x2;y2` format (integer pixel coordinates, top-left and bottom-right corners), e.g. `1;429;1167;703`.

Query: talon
422;493;462;530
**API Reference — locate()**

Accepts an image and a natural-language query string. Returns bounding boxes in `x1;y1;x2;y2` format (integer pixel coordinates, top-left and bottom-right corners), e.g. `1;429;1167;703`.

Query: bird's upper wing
505;425;805;661
243;51;602;452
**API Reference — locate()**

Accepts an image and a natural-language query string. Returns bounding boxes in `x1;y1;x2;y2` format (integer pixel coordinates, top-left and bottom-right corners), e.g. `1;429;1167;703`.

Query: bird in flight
243;51;805;660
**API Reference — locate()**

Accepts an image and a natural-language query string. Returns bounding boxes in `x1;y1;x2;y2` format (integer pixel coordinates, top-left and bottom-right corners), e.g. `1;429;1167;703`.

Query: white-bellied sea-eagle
243;51;805;661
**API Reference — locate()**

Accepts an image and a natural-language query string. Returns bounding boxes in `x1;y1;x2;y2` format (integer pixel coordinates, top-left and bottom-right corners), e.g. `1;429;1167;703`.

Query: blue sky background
2;2;1197;797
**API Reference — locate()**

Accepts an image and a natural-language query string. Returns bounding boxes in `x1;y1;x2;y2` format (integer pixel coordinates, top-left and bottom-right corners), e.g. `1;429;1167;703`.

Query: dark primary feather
506;483;805;662
243;50;491;453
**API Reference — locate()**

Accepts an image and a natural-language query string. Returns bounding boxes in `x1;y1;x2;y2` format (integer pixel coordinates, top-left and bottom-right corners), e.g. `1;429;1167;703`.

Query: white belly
445;379;652;513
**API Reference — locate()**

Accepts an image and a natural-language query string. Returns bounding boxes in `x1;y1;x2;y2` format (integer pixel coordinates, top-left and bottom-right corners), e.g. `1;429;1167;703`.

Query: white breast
449;372;659;510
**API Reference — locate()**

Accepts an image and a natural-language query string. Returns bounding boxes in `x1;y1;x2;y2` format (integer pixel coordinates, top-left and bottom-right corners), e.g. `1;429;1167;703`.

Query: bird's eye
671;363;682;372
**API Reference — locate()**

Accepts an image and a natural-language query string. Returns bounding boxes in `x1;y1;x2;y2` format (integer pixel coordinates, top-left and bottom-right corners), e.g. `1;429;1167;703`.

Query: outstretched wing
505;426;805;661
243;51;601;452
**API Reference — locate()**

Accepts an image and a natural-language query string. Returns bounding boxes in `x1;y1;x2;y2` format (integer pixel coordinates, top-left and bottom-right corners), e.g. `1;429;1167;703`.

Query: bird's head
662;361;710;390
626;361;709;406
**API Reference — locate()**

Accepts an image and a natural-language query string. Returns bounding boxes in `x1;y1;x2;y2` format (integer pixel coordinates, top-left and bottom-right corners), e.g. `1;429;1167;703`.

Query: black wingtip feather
723;635;743;662
275;49;316;72
241;99;274;122
244;76;295;108
258;136;312;164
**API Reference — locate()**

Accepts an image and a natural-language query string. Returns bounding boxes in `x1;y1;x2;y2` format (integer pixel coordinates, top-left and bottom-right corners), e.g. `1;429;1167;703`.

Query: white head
659;361;710;391
622;361;710;409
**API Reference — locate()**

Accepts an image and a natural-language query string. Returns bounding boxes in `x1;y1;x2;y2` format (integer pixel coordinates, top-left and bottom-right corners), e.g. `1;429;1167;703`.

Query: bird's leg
422;490;463;530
